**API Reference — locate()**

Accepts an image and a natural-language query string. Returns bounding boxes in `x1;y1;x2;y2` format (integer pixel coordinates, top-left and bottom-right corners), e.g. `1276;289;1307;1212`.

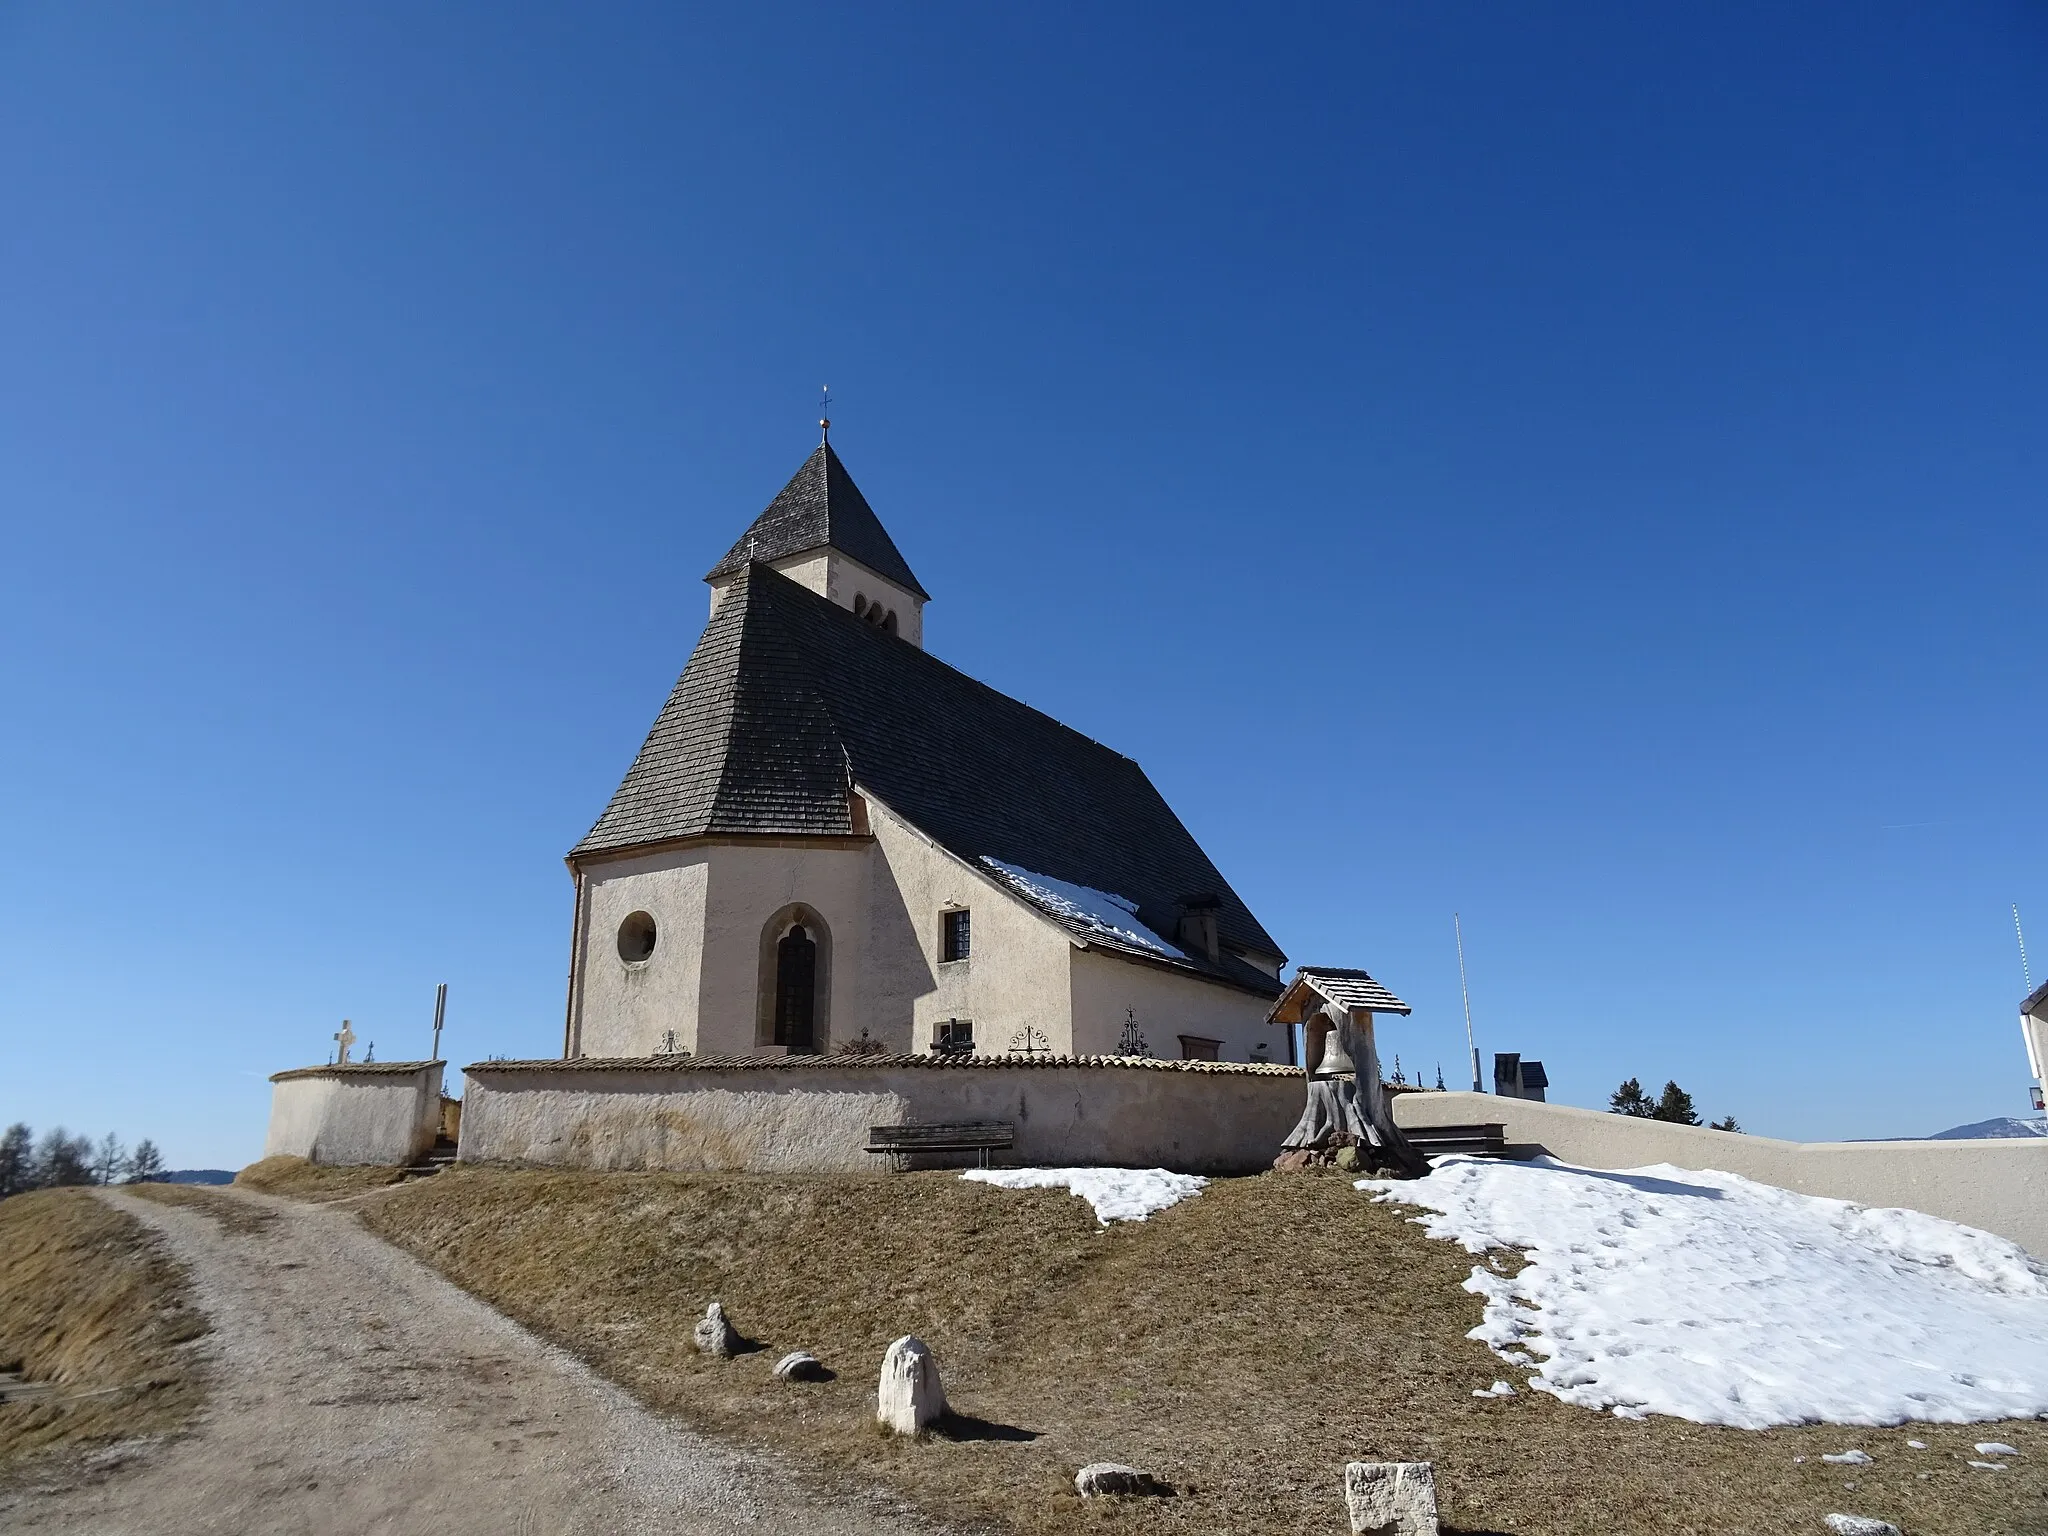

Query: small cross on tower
333;1019;357;1065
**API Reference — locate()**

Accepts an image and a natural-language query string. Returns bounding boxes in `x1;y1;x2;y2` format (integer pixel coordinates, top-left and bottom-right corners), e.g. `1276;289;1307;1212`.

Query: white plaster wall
572;841;873;1058
866;799;1079;1054
1069;948;1278;1063
697;841;871;1056
567;802;1278;1067
575;851;710;1058
1394;1091;2048;1258
264;1065;444;1165
460;1062;1302;1175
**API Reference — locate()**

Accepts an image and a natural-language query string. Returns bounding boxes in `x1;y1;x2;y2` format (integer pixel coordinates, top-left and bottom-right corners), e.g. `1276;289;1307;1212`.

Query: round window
617;911;657;963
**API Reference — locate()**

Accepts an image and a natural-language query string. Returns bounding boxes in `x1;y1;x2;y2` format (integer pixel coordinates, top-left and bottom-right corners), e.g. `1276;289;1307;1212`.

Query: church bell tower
703;433;930;649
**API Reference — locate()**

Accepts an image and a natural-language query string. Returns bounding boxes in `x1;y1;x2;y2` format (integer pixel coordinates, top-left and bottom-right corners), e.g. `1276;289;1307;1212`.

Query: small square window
933;1017;975;1055
941;908;971;963
1177;1035;1222;1062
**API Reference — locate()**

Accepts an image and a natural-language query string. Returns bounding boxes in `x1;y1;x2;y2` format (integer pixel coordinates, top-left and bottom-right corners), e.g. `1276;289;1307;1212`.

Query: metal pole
431;982;447;1062
1455;913;1481;1092
2016;905;2032;994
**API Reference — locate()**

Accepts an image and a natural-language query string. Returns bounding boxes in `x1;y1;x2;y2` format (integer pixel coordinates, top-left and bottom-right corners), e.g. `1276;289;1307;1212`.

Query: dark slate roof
573;562;1284;996
703;443;929;599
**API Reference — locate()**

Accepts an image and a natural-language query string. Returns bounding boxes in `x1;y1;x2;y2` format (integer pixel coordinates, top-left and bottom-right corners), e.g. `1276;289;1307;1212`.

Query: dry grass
128;1181;277;1236
0;1189;207;1474
362;1166;2047;1536
236;1155;405;1201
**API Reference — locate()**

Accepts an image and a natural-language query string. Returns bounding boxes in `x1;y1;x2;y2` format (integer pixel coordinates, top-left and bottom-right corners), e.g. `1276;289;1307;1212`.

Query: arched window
882;609;898;634
853;594;868;619
755;905;832;1053
775;923;818;1052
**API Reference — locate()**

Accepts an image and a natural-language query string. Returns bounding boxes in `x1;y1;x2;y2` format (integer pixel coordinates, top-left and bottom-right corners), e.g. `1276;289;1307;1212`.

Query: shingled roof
1268;966;1413;1024
703;443;929;599
573;562;1283;996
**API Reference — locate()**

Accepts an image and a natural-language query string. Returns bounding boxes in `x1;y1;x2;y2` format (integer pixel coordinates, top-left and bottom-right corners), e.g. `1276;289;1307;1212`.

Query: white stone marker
1825;1517;1901;1536
1345;1461;1438;1536
693;1301;735;1358
876;1336;945;1435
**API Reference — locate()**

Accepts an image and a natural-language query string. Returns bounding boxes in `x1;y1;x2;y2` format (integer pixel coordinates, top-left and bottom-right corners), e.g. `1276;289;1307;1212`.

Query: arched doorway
774;923;818;1052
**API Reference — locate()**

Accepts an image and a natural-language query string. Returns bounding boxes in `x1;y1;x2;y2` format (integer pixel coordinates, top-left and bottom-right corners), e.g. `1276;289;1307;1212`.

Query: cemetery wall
457;1055;1303;1175
1394;1090;2048;1257
265;1062;445;1166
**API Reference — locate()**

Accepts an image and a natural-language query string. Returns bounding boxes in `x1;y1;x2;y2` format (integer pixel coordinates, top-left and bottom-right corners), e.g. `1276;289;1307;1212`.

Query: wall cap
269;1061;444;1083
464;1053;1302;1078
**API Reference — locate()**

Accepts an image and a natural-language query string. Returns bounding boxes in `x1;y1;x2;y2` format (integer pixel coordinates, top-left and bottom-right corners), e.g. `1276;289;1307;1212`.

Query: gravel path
1;1186;940;1536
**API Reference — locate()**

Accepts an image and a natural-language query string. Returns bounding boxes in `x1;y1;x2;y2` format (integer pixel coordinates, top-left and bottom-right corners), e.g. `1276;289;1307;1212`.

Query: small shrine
1267;966;1425;1176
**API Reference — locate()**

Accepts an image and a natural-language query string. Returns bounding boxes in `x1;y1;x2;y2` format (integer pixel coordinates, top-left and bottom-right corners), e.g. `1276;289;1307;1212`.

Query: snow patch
962;1167;1206;1224
1822;1450;1873;1466
1359;1156;2048;1428
1974;1442;2019;1456
979;860;1184;958
1472;1381;1516;1398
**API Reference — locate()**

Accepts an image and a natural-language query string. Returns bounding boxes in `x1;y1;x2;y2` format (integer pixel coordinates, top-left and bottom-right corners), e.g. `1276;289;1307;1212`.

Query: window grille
941;908;971;963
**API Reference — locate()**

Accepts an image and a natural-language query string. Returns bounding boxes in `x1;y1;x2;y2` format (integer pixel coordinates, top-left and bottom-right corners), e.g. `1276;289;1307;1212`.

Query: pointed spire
704;441;929;599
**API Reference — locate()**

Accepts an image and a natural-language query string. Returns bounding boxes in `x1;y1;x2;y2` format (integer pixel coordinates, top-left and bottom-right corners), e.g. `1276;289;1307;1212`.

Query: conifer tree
33;1127;95;1187
1608;1077;1654;1117
0;1123;31;1198
1652;1080;1701;1125
125;1139;167;1183
1708;1114;1741;1133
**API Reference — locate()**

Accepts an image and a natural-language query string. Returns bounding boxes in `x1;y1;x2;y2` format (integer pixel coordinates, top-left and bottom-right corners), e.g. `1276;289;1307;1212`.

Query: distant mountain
161;1169;236;1185
1928;1117;2048;1141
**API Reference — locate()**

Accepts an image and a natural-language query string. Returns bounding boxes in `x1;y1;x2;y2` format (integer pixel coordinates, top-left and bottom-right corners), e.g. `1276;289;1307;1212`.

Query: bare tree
92;1133;128;1186
125;1138;166;1183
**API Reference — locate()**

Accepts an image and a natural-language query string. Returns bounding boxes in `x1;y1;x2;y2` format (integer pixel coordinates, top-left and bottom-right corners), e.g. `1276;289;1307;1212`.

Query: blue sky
3;3;2043;1166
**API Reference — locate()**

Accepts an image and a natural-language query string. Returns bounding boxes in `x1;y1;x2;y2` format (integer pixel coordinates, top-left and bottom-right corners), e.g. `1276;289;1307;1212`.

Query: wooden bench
1402;1122;1510;1158
866;1121;1015;1169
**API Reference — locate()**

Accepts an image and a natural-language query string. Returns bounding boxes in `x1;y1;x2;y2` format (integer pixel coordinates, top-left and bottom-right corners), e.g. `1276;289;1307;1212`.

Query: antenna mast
1454;913;1481;1092
2016;905;2032;993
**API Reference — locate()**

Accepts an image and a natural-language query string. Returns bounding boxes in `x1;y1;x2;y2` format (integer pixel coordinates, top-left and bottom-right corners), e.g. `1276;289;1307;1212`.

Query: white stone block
876;1335;945;1435
1345;1461;1438;1536
693;1301;735;1358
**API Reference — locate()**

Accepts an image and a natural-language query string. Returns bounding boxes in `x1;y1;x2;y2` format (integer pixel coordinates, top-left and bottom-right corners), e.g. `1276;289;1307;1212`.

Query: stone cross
333;1020;356;1065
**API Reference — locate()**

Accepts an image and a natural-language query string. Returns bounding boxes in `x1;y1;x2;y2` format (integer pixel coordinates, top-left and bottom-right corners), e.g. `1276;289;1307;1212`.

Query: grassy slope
358;1167;2045;1536
236;1154;406;1201
0;1189;208;1472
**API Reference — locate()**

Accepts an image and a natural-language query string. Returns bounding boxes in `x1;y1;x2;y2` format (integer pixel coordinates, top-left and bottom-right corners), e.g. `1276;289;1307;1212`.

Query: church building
561;436;1288;1064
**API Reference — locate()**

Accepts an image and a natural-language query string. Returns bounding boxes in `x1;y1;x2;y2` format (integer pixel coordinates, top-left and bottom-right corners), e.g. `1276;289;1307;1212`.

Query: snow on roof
980;858;1186;960
1363;1156;2048;1429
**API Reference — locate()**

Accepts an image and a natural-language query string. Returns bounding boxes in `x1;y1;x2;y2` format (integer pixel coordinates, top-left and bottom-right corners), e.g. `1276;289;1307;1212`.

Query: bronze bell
1313;1022;1359;1078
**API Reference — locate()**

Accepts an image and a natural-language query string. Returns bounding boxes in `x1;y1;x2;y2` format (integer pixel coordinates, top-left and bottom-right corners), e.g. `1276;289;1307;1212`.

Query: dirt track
0;1186;939;1536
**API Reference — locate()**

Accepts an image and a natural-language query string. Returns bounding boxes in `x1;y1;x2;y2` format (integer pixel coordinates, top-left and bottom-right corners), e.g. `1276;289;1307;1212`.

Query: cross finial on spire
819;385;831;444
